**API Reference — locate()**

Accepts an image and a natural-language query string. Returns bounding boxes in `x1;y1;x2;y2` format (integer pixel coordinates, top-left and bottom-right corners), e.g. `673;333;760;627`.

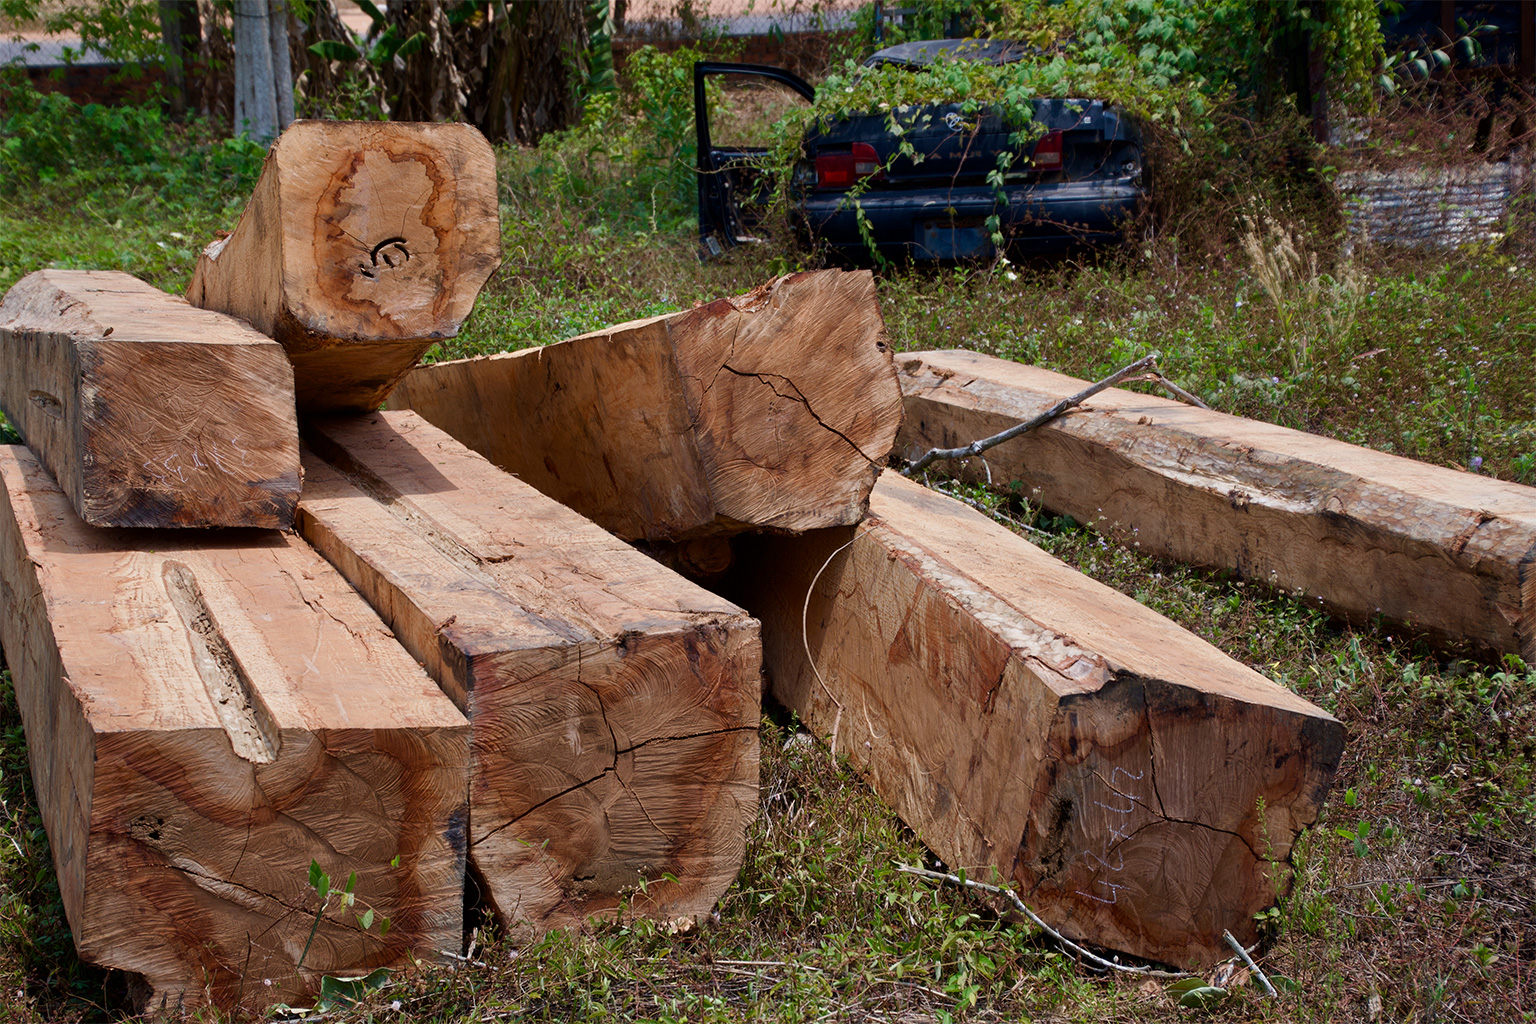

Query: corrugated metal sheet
1338;158;1534;248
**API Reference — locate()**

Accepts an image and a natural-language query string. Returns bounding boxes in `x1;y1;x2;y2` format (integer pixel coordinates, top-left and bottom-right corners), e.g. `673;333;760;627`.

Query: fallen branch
902;353;1159;476
1223;929;1277;998
1150;371;1212;409
895;862;1194;979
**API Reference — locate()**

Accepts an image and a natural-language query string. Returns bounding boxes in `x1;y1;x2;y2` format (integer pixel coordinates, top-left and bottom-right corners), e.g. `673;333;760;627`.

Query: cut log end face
465;620;762;934
673;269;902;533
281;122;500;345
79;340;300;528
307;148;453;340
1015;674;1345;966
85;727;468;1009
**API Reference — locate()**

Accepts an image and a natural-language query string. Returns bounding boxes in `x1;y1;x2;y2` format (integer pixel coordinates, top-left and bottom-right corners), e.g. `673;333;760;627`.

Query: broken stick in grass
902;353;1159;476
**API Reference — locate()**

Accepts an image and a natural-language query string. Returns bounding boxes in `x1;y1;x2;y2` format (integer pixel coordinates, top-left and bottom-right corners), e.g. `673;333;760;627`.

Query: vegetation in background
2;1;1535;1020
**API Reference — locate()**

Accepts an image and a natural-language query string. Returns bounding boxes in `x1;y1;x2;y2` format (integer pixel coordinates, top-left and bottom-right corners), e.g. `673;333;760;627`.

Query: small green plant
298;858;393;970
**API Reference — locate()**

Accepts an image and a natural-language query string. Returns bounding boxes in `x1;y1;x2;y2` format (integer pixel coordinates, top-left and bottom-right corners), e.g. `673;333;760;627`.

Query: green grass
1;76;1534;1022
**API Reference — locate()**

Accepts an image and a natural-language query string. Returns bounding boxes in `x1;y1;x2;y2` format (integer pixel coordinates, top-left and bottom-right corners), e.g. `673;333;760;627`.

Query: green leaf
395;31;427;60
317;967;391;1009
345;870;358;894
1166;977;1209;998
360;908;375;930
307;40;360;62
1178;985;1229;1009
308;860;329;898
353;0;386;28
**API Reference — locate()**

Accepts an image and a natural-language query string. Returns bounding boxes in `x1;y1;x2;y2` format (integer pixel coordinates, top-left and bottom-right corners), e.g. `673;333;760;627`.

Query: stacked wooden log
296;411;762;935
727;473;1344;967
0;122;770;1012
391;290;1348;967
384;268;903;544
1;118;1394;1006
0;272;470;1013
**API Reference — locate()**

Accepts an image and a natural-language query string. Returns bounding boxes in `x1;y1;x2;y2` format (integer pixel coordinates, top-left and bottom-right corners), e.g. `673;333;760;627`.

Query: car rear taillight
1031;130;1063;169
815;143;883;189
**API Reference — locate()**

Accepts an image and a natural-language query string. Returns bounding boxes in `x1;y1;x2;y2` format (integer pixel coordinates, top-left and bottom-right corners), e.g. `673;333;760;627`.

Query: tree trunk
384;0;589;144
268;0;294;130
386;269;903;543
728;472;1344;967
233;0;275;139
0;270;300;529
897;349;1536;662
231;0;293;140
0;443;469;1014
157;0;200;120
187;121;501;414
296;411;761;936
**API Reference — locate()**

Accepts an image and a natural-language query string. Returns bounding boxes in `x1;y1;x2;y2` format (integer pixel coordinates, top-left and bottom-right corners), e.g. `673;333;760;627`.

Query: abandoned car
695;39;1149;262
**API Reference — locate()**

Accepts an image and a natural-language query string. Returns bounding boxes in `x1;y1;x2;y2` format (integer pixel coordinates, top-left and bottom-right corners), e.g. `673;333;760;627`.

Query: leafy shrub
0;80;264;200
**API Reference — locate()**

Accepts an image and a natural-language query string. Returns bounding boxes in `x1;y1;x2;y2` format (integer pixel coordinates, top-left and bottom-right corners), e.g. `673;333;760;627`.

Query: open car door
694;61;815;257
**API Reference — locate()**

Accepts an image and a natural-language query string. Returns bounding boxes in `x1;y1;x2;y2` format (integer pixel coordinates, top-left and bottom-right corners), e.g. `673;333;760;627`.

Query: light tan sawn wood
0;269;299;528
187;119;501;413
730;472;1344;968
296;410;761;935
385;268;902;542
898;349;1536;660
0;444;469;1014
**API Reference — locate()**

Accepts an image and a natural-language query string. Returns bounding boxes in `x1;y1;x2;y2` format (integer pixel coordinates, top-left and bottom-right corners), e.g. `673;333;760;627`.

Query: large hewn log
0;270;299;528
0;444;469;1014
729;472;1344;968
385;269;902;542
898;349;1536;660
187;119;501;413
295;410;761;935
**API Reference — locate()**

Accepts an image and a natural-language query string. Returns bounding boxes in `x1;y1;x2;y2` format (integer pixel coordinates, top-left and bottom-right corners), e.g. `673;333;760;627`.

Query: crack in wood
719;364;881;468
161;561;281;764
470;725;756;847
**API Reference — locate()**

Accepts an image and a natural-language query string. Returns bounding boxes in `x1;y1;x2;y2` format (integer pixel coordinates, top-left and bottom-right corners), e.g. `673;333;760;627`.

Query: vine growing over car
745;0;1385;255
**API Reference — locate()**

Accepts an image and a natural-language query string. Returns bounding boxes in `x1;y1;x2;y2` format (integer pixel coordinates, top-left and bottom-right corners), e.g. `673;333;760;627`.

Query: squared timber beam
0;269;299;528
187;120;501;414
385;269;903;542
0;444;469;1014
730;472;1344;968
898;349;1536;660
296;411;762;935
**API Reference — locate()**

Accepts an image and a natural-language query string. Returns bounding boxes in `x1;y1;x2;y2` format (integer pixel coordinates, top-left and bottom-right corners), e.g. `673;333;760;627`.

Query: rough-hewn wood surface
729;472;1344;967
0;270;299;528
186;120;501;413
385;269;902;542
898;349;1536;660
296;411;761;935
0;444;469;1014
